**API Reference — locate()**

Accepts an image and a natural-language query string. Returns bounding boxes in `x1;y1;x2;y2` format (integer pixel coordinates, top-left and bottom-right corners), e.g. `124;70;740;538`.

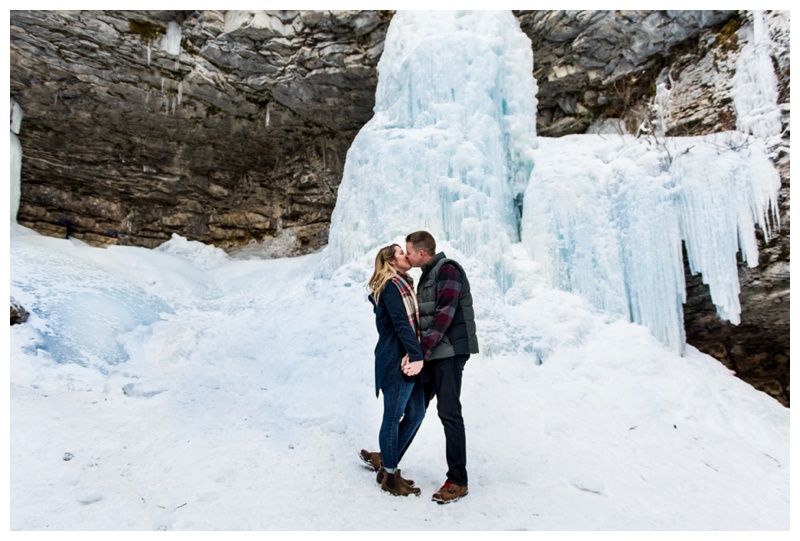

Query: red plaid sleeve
420;263;462;360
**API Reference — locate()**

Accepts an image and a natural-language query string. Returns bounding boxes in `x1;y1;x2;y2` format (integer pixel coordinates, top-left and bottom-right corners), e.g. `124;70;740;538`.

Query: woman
361;244;426;496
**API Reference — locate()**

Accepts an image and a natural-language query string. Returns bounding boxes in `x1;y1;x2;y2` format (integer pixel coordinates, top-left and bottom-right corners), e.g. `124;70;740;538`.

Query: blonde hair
368;244;401;303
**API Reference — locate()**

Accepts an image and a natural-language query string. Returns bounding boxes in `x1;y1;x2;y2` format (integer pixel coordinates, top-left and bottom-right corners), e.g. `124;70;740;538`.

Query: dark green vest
417;253;479;360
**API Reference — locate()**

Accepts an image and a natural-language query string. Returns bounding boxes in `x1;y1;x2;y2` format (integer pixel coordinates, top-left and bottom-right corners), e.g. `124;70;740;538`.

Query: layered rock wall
513;10;738;136
11;10;391;253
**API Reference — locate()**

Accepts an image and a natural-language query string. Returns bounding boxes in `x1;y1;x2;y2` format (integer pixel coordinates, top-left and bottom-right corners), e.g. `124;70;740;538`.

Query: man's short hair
406;230;436;255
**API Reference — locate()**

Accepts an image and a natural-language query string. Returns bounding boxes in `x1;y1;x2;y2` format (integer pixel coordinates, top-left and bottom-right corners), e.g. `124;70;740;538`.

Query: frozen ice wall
522;133;780;352
323;11;537;288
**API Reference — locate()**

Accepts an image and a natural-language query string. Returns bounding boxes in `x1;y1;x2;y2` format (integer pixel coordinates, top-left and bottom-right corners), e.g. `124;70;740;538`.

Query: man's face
405;242;426;268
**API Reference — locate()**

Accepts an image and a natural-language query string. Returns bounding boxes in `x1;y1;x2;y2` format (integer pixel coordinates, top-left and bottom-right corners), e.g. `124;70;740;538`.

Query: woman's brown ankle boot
376;467;415;487
380;469;421;496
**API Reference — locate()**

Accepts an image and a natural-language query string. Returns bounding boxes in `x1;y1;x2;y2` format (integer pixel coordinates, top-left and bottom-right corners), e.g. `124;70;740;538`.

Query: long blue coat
370;282;424;397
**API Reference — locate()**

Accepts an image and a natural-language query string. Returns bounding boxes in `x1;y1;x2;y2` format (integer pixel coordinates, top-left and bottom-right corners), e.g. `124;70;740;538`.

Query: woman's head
388;244;411;272
374;244;411;274
369;244;411;299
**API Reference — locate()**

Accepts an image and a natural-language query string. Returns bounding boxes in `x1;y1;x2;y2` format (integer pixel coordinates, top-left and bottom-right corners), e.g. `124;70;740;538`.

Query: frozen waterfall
322;11;538;290
320;10;780;354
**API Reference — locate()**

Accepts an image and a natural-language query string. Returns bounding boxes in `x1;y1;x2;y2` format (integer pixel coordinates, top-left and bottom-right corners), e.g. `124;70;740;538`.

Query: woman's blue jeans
378;380;425;470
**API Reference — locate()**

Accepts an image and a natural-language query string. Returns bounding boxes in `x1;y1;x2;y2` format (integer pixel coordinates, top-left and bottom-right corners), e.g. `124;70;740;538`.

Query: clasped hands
402;359;424;376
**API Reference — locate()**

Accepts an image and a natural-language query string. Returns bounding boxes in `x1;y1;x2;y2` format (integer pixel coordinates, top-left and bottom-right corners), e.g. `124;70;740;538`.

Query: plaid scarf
389;273;420;338
390;273;420;369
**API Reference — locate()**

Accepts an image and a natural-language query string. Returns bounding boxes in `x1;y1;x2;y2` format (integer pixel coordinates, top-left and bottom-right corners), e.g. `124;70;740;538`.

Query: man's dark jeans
424;354;469;486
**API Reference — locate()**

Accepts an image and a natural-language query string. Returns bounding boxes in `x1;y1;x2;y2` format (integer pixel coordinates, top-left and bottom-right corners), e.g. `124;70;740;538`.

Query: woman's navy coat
370;282;424;396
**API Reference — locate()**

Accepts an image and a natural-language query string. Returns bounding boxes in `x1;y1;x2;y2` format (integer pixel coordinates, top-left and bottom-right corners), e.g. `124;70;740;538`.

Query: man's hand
403;360;424;376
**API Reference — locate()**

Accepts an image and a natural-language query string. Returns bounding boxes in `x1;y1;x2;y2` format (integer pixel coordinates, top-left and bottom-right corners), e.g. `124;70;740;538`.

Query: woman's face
389;245;411;272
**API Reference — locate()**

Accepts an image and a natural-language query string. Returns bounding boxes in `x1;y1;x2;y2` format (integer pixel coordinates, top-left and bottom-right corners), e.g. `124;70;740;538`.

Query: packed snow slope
8;225;789;530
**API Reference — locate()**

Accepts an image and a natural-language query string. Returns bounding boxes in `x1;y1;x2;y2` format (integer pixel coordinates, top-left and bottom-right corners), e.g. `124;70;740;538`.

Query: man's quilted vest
417;253;479;360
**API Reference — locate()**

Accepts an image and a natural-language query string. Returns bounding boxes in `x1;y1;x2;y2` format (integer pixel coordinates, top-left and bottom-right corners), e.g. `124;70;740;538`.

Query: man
403;230;479;504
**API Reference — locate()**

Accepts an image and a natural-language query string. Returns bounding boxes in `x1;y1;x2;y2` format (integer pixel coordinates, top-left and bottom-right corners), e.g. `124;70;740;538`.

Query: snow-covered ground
7;226;789;530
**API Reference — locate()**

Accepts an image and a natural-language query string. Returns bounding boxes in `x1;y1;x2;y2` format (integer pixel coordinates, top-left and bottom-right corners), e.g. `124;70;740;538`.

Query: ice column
731;11;782;140
160;22;182;56
322;11;537;288
10;99;23;222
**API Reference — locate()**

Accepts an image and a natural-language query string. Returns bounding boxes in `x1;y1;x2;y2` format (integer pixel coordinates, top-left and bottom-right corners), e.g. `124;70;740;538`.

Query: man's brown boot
431;481;468;504
380;469;421;497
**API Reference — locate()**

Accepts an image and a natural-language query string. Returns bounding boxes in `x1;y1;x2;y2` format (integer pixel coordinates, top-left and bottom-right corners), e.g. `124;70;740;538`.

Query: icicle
146;43;151;66
177;81;183;105
265;102;270;127
10;131;22;222
10;100;23;222
653;82;671;137
11;99;23;135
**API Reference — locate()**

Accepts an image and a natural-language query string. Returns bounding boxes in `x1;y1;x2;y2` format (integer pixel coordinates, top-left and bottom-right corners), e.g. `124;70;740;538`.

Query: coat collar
421;251;446;276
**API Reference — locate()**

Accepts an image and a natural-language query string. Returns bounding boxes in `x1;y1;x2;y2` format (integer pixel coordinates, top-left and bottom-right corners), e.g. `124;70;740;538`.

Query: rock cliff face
514;10;739;136
11;10;392;253
10;10;789;404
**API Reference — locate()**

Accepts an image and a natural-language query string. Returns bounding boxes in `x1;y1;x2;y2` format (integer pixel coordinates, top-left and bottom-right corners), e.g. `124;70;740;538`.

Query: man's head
405;230;436;268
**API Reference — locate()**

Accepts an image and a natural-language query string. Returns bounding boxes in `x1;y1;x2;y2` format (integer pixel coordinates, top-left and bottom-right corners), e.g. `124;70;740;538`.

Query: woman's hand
403;360;424;376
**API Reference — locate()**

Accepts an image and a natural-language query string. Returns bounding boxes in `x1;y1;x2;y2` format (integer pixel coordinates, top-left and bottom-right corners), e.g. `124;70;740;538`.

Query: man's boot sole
432;490;468;504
